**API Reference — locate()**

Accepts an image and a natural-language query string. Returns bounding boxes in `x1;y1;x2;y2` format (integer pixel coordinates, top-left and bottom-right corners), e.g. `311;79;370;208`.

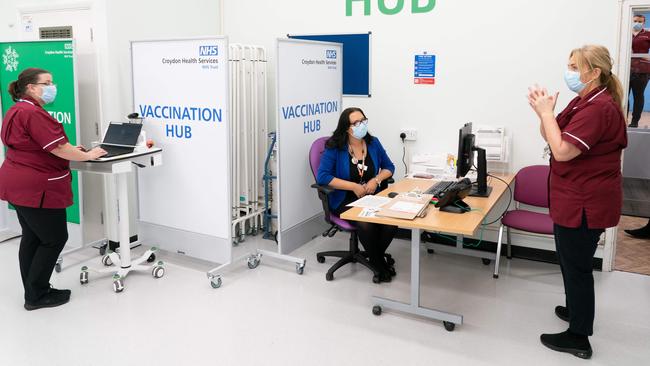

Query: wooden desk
341;174;515;331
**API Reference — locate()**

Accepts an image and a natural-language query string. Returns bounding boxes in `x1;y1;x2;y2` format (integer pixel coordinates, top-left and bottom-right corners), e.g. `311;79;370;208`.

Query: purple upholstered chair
494;165;553;278
309;137;393;283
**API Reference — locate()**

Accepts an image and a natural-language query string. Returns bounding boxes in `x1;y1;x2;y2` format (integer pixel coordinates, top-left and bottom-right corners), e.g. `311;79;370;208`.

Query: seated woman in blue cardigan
317;107;397;282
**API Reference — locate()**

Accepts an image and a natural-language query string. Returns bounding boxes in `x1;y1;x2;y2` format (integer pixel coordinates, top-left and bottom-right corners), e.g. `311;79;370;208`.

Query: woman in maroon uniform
528;46;627;359
0;68;106;310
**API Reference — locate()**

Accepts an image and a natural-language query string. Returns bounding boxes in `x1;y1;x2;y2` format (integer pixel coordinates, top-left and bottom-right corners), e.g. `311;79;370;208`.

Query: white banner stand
276;38;343;255
131;37;232;267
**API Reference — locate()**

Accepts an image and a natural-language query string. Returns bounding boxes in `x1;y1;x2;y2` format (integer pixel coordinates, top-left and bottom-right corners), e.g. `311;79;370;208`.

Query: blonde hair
570;45;624;111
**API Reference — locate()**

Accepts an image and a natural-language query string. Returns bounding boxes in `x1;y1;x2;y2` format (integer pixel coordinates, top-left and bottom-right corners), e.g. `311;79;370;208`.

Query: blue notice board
289;33;371;97
414;54;436;85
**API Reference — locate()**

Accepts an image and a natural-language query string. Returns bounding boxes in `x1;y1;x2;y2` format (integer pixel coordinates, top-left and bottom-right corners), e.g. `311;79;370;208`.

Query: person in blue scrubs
317;107;397;282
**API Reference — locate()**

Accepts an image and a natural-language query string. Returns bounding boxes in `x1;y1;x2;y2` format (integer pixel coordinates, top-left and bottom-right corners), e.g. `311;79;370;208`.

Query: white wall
224;0;620;177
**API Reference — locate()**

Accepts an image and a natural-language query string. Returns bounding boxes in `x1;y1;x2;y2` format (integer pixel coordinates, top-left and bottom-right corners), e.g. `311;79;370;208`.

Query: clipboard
375;193;433;220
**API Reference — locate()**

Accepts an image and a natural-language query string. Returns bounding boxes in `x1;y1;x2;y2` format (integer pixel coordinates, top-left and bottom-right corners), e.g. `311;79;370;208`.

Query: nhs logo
199;45;219;56
326;50;337;59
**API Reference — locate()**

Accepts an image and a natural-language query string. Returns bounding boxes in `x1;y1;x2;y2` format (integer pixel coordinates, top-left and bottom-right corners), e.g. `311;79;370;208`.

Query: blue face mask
40;84;57;104
351;122;368;140
564;70;588;93
634;22;644;32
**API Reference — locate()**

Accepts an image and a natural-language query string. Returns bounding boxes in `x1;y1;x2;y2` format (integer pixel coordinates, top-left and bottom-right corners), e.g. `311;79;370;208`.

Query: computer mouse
388;192;399;198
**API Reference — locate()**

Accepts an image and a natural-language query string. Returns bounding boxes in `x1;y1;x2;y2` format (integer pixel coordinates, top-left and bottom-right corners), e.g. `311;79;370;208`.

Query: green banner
0;40;81;224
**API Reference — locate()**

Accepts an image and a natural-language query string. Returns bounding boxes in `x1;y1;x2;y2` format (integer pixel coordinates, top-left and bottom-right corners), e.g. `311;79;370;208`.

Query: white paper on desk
359;208;378;217
389;201;426;214
346;195;392;209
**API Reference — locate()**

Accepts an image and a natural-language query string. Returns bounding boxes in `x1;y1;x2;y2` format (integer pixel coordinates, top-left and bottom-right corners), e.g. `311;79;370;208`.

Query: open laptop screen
103;123;142;147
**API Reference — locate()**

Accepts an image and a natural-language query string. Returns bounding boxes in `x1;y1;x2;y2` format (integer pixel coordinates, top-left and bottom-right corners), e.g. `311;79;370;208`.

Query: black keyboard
100;145;134;158
424;181;455;197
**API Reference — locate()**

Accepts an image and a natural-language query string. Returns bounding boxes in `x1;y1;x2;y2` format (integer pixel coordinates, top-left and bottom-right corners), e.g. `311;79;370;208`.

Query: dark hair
325;107;374;149
7;68;50;102
634;14;646;21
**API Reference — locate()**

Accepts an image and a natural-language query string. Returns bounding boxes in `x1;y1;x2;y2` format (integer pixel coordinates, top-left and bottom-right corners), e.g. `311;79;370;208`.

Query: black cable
402;145;408;175
481;172;513;226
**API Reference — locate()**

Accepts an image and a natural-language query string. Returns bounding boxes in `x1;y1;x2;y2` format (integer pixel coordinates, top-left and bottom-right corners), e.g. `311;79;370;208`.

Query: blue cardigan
317;137;395;211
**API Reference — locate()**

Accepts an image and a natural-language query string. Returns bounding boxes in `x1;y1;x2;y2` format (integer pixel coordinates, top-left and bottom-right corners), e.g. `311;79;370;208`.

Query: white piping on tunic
562;132;590;150
47;171;70;181
42;136;65;150
572;88;607;110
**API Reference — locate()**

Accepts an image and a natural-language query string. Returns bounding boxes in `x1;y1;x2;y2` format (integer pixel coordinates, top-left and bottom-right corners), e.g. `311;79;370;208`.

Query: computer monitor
456;123;474;179
456;122;492;198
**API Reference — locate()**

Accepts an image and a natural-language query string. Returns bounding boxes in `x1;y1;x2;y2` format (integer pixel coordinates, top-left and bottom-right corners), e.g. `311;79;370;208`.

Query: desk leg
372;228;463;331
116;173;131;267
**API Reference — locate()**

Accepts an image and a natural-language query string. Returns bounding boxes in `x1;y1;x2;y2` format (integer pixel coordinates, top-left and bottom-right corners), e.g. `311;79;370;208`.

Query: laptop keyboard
100;145;134;158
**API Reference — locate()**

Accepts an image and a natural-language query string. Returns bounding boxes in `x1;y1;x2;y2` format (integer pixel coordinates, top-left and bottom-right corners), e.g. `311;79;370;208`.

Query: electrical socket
400;129;417;141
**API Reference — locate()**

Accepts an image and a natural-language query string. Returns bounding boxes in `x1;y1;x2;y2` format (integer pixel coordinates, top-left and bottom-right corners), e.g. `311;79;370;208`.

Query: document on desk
346;195;392;209
375;194;433;220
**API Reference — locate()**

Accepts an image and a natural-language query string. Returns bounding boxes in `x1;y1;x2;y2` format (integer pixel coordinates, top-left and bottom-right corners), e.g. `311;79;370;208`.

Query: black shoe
629;124;638;128
382;259;396;277
624;224;650;239
370;259;393;283
24;290;70;311
540;330;592;359
555;306;569;322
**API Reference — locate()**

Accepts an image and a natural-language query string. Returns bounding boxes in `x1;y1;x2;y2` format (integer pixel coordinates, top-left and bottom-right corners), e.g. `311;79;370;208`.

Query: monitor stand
469;146;492;197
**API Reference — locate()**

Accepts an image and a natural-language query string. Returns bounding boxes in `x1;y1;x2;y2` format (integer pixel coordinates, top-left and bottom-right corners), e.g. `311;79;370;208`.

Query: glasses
350;119;368;128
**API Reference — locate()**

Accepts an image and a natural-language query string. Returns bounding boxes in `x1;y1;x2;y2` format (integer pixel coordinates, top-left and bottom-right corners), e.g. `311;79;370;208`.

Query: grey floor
1;233;649;366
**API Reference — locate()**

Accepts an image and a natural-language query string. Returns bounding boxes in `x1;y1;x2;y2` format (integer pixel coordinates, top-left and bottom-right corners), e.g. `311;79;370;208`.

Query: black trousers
629;73;649;126
553;213;603;336
13;204;68;302
356;222;397;262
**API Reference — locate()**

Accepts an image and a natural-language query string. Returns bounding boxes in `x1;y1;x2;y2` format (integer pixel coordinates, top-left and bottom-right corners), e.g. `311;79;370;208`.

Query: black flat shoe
555;306;569;322
49;286;71;298
624;226;650;239
24;291;70;311
540;330;592;359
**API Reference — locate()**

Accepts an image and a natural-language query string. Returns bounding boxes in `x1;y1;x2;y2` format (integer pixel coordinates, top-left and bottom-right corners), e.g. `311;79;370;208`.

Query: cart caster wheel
152;266;165;278
296;263;305;275
325;272;334;281
372;305;382;316
444;321;456;332
210;277;222;289
147;253;156;263
427;249;435;254
372;275;381;284
238;234;246;243
482;258;491;265
80;269;89;285
493;274;499;279
99;245;107;256
102;255;113;267
112;279;124;293
232;240;239;247
55;263;62;273
316;255;325;263
247;257;260;269
251;228;258;236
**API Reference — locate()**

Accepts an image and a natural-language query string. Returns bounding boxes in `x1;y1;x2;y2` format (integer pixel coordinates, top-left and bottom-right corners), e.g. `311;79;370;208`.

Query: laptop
98;122;143;158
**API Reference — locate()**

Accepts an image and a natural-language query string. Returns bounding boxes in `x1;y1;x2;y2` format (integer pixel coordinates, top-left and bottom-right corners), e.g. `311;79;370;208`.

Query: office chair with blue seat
309;137;394;283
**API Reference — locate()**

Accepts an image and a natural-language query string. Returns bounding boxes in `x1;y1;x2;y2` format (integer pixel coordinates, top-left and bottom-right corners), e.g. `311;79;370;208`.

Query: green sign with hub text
0;40;81;224
346;0;436;16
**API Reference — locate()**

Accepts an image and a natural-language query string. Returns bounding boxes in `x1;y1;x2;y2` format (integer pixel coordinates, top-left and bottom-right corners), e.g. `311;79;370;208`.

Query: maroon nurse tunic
0;96;72;208
549;86;628;229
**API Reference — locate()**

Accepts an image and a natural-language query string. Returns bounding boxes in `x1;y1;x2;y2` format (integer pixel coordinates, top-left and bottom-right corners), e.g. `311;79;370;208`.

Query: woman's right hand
352;183;367;198
85;147;107;160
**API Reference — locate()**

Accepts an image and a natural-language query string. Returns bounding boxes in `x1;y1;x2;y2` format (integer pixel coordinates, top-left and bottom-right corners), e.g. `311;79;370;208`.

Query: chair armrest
311;183;336;195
